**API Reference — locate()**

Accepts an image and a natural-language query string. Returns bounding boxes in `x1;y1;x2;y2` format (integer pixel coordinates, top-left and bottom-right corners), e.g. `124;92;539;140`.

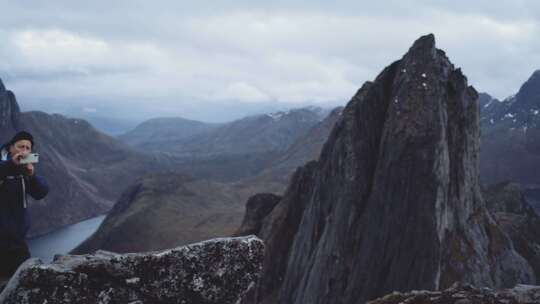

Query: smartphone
19;153;39;164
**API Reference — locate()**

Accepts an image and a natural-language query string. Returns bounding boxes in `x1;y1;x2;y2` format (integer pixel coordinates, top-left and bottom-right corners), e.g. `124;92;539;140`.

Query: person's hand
11;152;26;165
24;163;35;176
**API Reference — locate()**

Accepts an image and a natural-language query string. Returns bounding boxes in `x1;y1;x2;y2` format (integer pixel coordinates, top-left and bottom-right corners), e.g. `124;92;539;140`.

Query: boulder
0;236;264;304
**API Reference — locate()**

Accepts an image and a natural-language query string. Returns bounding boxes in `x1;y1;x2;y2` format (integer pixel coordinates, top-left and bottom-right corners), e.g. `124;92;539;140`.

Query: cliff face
249;34;534;304
0;79;20;144
234;193;282;237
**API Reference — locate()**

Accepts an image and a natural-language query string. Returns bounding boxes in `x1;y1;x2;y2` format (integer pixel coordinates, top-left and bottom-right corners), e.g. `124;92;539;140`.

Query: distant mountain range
479;70;540;187
247;106;344;187
119;106;329;157
118;117;221;149
117;106;332;183
73;106;343;254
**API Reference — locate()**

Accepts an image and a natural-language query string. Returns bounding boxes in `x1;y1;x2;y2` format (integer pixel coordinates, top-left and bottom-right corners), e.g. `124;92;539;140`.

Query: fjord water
28;215;106;262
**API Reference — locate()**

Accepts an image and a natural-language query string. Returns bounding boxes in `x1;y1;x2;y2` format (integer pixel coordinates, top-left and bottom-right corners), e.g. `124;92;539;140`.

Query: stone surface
367;283;540;304
234;193;282;237
244;34;535;304
0;236;264;304
484;182;540;284
0;78;20;144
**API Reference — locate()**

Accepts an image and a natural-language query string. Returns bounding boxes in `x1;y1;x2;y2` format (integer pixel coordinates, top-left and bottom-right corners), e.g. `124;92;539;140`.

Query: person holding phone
0;131;49;278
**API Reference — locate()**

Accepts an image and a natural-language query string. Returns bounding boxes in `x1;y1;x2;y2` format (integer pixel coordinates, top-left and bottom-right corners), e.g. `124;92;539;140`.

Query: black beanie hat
9;131;34;147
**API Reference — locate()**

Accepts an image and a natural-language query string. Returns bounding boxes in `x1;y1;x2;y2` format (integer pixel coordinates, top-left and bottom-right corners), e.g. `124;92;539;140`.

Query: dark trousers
0;239;30;278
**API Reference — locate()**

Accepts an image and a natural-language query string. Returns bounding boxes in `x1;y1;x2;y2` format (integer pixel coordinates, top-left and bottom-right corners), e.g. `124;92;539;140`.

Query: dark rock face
0;236;264;304
515;70;540;112
0;79;20;144
255;162;318;304
247;35;534;304
367;283;540;304
484;182;540;283
234;193;282;237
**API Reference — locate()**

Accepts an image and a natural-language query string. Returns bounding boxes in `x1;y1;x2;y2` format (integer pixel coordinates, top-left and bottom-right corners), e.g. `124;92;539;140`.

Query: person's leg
0;241;30;278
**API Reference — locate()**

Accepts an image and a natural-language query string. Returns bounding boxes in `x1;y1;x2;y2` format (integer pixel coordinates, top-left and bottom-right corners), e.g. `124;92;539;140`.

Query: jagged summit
481;69;540;131
515;69;540;109
405;33;436;57
0;78;5;92
244;34;534;304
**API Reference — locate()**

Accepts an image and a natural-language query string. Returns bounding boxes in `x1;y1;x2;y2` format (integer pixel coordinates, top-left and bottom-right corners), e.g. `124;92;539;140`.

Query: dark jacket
0;148;49;244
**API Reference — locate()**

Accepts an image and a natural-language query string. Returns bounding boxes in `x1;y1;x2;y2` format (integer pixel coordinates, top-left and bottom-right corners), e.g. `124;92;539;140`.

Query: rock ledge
0;236;264;304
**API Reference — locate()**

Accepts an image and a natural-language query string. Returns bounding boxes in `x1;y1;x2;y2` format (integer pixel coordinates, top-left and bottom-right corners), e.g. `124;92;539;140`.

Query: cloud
0;1;539;122
213;82;271;103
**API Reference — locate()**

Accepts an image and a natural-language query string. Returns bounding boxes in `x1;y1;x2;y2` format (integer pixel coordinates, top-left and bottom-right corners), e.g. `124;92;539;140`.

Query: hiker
0;131;49;277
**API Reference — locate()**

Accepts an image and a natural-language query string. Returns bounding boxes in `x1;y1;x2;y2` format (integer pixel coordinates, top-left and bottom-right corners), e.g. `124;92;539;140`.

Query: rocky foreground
367;283;540;304
0;236;263;304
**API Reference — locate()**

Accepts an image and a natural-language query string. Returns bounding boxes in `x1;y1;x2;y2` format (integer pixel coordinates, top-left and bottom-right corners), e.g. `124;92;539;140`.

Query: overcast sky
1;0;539;123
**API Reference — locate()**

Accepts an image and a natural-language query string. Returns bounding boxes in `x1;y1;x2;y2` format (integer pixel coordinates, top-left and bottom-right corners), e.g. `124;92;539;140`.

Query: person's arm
0;159;18;179
25;175;49;200
0;151;27;179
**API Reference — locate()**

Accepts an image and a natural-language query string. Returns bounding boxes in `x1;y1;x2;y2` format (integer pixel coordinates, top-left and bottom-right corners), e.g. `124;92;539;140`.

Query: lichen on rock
0;236;264;304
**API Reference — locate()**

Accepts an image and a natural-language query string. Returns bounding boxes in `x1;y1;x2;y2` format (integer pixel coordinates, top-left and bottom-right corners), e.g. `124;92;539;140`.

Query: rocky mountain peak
0;79;21;142
515;69;540;110
263;106;324;123
406;33;436;57
246;34;534;304
479;69;540;151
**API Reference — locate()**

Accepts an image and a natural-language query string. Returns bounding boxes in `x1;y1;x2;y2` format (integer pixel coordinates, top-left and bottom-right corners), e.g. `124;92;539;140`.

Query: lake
27;215;106;263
